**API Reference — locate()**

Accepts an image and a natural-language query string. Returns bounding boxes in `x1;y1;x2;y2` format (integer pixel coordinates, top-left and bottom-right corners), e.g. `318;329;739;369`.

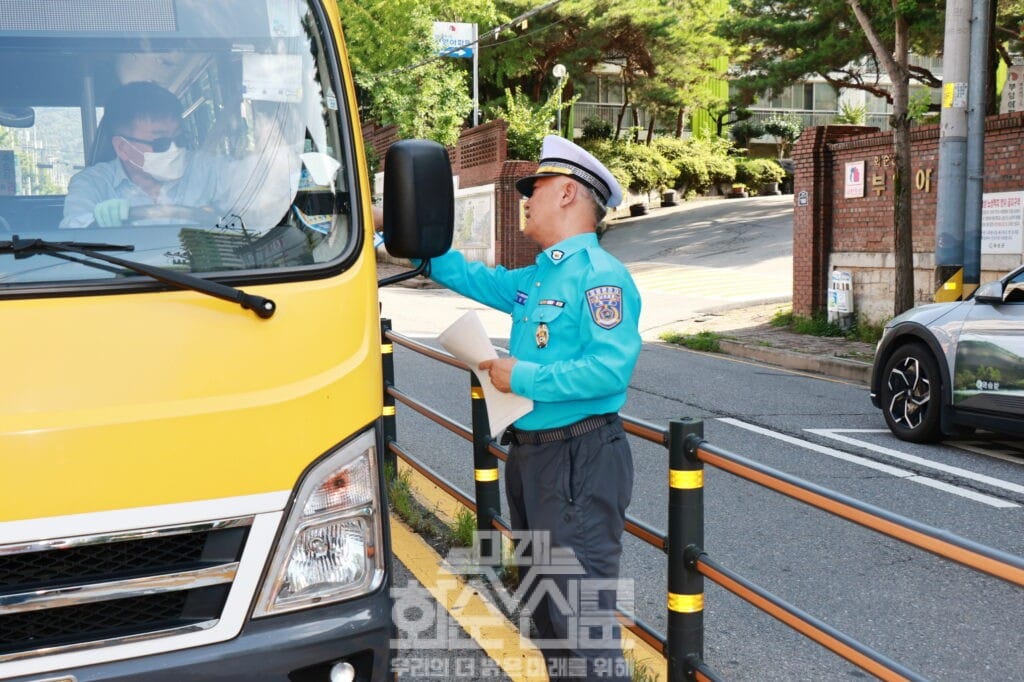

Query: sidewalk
375;263;875;384
655;301;875;384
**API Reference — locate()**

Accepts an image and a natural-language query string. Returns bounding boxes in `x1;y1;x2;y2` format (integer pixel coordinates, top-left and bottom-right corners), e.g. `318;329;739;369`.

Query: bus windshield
0;0;356;287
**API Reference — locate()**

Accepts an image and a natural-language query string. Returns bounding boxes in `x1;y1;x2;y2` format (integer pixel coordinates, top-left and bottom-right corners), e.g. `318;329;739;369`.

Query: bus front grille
0;517;252;661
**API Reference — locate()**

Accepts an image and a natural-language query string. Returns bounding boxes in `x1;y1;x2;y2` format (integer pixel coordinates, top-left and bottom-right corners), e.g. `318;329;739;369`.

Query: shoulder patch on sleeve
586;285;623;329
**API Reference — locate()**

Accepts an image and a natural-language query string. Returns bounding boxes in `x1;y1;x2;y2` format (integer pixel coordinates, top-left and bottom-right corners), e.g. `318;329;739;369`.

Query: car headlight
254;429;385;616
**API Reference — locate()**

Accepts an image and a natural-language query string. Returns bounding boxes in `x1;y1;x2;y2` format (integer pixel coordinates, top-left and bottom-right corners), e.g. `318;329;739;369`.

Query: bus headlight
254;429;384;616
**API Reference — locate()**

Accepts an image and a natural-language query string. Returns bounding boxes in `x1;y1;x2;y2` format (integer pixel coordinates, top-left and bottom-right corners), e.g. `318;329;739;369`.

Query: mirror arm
377;259;431;288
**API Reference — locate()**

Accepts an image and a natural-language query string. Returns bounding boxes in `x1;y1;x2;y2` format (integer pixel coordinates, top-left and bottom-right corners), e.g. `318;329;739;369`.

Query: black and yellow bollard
380;318;397;478
470;373;501;568
667;418;706;681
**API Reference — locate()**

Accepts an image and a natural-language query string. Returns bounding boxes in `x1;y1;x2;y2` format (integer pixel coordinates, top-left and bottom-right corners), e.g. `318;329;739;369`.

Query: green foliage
339;0;490;146
581;116;614;141
583;139;675;195
770;309;885;344
659;330;723;352
834;101;867;125
734;158;785;191
704;153;737;186
450;509;476;548
364;143;379;180
908;89;938;124
480;0;735;136
385;467;427;531
762;114;804;158
652;137;709;191
490;82;577;160
717;0;945;109
729;118;766;147
624;650;658;682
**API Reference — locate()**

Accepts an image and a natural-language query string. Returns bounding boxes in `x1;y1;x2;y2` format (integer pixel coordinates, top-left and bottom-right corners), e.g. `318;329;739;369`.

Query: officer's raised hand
479;357;516;393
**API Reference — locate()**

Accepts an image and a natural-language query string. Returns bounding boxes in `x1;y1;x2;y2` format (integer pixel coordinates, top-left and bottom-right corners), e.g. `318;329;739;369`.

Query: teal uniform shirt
428;232;642;430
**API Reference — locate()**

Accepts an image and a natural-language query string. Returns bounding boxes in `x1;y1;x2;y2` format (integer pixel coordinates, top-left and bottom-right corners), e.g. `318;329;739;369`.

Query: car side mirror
381;140;454;259
973;280;1004;304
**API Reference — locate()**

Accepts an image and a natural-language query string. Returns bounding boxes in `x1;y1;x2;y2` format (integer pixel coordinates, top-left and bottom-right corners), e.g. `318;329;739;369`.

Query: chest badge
536;322;549;348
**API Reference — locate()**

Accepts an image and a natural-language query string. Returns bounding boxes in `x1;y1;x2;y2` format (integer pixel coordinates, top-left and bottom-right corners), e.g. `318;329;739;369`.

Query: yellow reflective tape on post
382;406;396;416
669;469;703;489
668;592;704;613
381;343;393;354
471;387;485;400
475;468;499;482
934;268;963;302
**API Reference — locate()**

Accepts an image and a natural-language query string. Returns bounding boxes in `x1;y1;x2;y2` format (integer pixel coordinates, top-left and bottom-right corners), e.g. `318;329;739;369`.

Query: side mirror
973;280;1004;304
382;140;454;259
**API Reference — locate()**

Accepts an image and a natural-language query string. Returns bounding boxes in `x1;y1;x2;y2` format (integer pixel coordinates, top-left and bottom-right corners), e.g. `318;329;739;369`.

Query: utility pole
962;0;991;297
933;0;971;302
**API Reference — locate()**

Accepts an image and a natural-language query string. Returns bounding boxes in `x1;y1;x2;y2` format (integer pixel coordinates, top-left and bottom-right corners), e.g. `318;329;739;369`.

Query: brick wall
793;112;1024;321
496;161;539;268
365;119;540;268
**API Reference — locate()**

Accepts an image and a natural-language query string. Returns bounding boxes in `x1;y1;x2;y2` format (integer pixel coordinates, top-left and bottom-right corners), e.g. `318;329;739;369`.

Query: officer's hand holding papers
437;311;533;435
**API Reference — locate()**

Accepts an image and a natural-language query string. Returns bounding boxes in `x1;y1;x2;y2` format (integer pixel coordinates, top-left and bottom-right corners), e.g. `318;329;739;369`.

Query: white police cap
515;135;623;208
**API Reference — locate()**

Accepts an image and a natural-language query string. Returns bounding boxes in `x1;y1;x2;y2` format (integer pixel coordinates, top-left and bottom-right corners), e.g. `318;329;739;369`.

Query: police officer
425;136;641;681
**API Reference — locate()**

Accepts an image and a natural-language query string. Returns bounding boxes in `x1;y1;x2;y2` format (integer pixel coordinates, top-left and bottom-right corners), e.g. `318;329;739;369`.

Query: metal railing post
667;418;705;680
381;318;397;478
470;373;501;567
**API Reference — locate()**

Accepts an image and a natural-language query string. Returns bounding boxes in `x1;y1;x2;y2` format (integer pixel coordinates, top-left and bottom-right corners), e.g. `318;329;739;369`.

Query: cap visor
515;172;563;197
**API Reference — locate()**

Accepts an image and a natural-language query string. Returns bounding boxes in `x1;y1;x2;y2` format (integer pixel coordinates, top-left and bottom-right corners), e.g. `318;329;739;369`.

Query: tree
761;113;803;158
846;0;917;314
338;0;498;145
718;0;946;315
488;81;577;159
480;0;733;139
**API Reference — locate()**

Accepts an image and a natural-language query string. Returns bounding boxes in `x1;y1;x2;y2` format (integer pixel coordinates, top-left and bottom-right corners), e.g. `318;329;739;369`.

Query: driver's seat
87;115;117;166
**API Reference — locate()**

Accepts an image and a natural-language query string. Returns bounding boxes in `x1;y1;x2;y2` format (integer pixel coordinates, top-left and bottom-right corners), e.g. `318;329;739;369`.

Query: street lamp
552;63;566;135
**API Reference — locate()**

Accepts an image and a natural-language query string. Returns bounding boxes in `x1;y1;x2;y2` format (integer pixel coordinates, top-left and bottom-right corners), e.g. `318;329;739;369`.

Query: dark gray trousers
505;418;634;681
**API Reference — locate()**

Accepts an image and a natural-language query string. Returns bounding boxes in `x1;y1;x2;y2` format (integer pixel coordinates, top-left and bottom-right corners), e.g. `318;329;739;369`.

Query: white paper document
437;311;533;435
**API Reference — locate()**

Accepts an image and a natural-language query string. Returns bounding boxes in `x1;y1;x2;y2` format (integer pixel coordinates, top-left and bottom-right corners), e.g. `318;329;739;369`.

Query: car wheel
880;342;943;443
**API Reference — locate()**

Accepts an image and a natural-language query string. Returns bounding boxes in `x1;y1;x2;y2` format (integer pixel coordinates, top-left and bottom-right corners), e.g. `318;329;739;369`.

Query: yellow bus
0;1;451;679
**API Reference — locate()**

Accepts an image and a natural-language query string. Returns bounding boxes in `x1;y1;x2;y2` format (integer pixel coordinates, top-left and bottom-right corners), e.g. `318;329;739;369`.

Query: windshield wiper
0;236;275;319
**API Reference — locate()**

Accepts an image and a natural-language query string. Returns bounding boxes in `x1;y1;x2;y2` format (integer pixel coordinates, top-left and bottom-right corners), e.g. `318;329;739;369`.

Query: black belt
502;413;618;446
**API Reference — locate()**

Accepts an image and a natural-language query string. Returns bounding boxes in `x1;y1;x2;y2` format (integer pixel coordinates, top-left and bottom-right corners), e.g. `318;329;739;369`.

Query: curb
717;339;872;384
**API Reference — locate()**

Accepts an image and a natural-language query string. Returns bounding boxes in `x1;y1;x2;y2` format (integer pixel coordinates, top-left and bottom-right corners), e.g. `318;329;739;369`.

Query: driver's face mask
123;138;188;183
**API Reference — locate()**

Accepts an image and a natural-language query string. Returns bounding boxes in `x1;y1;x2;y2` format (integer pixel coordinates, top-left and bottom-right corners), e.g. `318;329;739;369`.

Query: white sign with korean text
432;22;475;58
844;161;865;199
981;191;1024;254
1000;65;1024;114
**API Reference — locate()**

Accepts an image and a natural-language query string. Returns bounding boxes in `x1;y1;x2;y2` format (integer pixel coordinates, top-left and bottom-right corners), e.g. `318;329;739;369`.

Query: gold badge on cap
536;322;549;348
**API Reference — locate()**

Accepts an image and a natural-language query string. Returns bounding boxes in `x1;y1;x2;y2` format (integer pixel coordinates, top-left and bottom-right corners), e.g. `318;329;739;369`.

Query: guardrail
380;318;1024;681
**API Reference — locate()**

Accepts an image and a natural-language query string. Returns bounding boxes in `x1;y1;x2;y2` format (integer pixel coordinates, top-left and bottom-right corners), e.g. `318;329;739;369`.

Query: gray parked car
870;265;1024;442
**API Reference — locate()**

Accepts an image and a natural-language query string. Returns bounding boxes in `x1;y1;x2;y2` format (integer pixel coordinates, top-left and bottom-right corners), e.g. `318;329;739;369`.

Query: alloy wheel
886;356;931;429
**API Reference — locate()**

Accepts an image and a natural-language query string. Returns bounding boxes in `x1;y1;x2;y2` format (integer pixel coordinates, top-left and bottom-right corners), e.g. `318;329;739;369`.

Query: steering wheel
126;204;219;225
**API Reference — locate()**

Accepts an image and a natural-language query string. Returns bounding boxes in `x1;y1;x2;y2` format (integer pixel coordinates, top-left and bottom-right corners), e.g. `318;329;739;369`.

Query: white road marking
717;418;1018;509
807;429;1024;495
952;440;1024;464
827;430;1024;465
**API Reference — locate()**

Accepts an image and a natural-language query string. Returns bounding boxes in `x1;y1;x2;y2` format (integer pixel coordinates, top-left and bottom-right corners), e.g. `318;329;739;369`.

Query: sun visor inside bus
0;0;296;39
